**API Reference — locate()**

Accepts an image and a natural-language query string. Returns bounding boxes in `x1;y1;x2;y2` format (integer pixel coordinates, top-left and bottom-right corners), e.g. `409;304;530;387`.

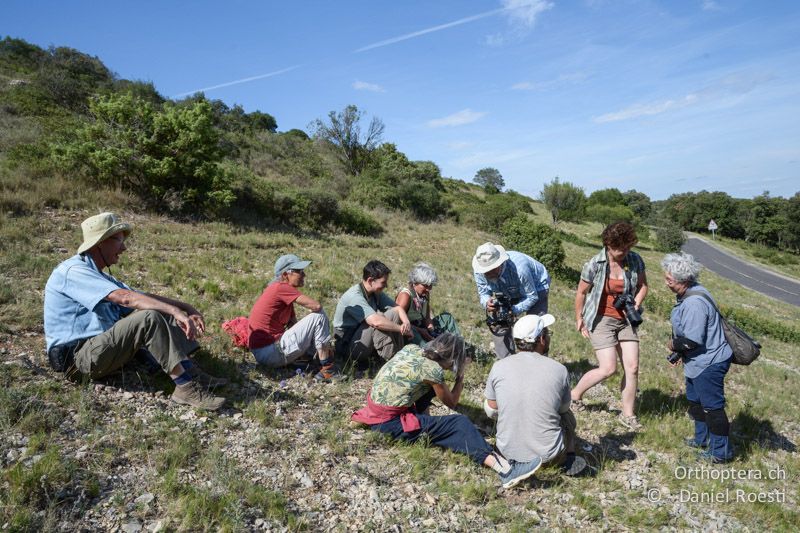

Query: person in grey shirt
484;314;587;476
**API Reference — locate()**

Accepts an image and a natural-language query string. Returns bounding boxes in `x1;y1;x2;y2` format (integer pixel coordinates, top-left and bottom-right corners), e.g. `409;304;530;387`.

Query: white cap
512;314;556;343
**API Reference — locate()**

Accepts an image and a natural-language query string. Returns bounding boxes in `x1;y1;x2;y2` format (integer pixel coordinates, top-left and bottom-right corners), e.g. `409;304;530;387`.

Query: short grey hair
408;262;438;286
661;252;702;283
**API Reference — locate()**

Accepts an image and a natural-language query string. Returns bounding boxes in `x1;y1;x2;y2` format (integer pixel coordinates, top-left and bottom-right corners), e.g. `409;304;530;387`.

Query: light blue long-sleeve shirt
474;251;550;315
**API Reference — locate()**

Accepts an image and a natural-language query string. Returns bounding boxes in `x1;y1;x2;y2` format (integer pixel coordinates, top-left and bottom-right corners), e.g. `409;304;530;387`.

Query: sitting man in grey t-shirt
484;314;587;476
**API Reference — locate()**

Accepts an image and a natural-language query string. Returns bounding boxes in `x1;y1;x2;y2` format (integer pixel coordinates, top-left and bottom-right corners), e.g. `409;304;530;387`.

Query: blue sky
3;0;799;200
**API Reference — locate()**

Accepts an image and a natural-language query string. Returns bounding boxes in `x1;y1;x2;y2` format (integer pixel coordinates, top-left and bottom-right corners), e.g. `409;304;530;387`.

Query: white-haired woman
395;262;460;346
662;252;733;463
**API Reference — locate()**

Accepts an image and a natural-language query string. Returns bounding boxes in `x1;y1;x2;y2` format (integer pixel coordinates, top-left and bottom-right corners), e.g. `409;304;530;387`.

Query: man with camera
484;314;587;477
44;212;228;411
472;242;550;359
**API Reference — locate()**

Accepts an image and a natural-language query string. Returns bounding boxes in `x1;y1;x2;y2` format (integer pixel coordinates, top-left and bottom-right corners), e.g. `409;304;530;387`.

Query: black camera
613;293;643;327
486;291;514;330
667;351;682;364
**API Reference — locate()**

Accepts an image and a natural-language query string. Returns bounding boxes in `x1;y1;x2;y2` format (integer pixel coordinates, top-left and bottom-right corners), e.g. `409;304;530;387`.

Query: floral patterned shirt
370;345;444;407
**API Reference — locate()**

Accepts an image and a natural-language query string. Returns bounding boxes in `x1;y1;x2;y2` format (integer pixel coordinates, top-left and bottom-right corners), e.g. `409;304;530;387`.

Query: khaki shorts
589;315;638;350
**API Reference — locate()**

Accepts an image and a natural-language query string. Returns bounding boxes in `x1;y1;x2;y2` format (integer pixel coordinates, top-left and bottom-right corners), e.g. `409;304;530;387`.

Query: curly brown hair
601;221;638;249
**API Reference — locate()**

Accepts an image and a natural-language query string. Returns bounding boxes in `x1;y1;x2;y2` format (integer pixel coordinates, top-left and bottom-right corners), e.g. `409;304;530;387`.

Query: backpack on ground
684;290;761;365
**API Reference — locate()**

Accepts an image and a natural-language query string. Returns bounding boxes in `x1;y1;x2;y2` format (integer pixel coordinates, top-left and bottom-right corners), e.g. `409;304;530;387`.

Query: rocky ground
1;332;796;532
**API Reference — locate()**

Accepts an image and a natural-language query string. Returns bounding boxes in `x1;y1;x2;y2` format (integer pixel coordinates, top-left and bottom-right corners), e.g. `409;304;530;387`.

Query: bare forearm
109;290;185;317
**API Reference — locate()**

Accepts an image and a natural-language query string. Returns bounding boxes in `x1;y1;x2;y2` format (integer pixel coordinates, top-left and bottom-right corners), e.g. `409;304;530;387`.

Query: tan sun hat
77;212;132;254
472;242;509;274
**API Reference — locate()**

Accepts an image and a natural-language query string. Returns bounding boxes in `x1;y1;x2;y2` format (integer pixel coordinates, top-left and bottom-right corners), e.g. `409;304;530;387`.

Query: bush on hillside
335;203;383;236
586;204;635;226
501;215;565;271
56;93;235;215
655;224;686;252
348;145;449;220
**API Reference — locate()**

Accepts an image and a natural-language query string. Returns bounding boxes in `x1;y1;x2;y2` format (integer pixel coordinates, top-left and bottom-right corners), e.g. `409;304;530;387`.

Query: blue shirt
43;254;133;351
670;284;733;379
474;251;550;315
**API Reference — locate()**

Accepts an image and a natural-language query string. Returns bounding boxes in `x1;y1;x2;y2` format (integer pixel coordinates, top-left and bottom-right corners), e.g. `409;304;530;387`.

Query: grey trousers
347;307;405;363
492;290;549;359
251;311;331;367
74;310;198;378
548;410;578;466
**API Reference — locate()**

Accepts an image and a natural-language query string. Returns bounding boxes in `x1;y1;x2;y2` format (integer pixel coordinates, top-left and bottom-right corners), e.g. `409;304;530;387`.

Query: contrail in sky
172;65;301;97
354;8;507;53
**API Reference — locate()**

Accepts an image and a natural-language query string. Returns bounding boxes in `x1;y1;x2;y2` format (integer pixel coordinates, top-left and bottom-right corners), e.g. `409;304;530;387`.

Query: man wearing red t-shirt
248;254;339;381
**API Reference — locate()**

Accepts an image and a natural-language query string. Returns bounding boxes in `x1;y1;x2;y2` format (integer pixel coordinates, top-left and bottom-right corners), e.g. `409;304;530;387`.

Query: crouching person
352;333;543;489
484;315;587;476
248;254;340;381
333;260;412;366
44;213;227;411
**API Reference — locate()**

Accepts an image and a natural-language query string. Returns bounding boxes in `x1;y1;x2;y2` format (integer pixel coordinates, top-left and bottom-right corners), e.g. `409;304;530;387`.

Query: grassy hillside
2;202;798;531
2;36;798;532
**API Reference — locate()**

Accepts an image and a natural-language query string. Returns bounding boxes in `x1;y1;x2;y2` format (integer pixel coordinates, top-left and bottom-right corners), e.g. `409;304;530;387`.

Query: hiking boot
617;413;643;431
499;456;543;489
570;399;587;412
187;365;228;389
560;454;589;477
171;381;226;411
314;362;344;382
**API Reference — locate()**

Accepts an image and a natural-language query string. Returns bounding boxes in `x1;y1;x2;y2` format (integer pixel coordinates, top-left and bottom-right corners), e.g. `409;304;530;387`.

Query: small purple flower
279;380;287;388
295;368;303;376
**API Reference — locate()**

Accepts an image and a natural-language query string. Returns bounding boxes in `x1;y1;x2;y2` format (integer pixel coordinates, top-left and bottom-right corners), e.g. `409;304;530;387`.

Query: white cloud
486;0;554;46
511;72;587;91
172;65;301;97
355;1;552;53
594;70;772;123
427;109;487;128
594;94;699;123
354;8;506;53
353;80;386;93
701;0;721;11
503;0;554;27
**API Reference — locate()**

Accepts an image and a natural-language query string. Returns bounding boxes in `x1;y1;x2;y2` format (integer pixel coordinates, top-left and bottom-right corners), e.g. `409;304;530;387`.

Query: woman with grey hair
352;333;544;488
662;252;734;463
395;262;460;346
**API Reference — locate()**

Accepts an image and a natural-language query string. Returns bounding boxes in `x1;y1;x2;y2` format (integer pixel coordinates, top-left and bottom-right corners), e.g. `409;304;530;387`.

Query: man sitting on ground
333;260;412;365
248;254;340;381
484;314;587;476
44;212;227;410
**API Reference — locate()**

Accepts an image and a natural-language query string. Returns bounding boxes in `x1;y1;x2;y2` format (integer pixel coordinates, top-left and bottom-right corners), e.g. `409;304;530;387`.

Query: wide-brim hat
513;314;556;343
274;254;312;279
77;212;131;254
472;242;509;273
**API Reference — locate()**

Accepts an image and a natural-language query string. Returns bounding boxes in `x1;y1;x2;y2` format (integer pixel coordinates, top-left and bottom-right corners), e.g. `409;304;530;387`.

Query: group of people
43;213;736;492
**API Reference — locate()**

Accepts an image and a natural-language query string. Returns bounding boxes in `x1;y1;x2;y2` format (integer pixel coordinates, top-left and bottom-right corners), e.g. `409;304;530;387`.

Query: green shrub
335;203;383;236
55;93;235;215
395;181;449;220
586;204;635;225
501;214;565;271
655;225;686;252
288;188;340;230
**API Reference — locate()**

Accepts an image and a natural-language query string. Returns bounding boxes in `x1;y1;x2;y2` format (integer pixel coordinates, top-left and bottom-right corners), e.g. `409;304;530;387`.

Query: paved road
682;236;800;307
